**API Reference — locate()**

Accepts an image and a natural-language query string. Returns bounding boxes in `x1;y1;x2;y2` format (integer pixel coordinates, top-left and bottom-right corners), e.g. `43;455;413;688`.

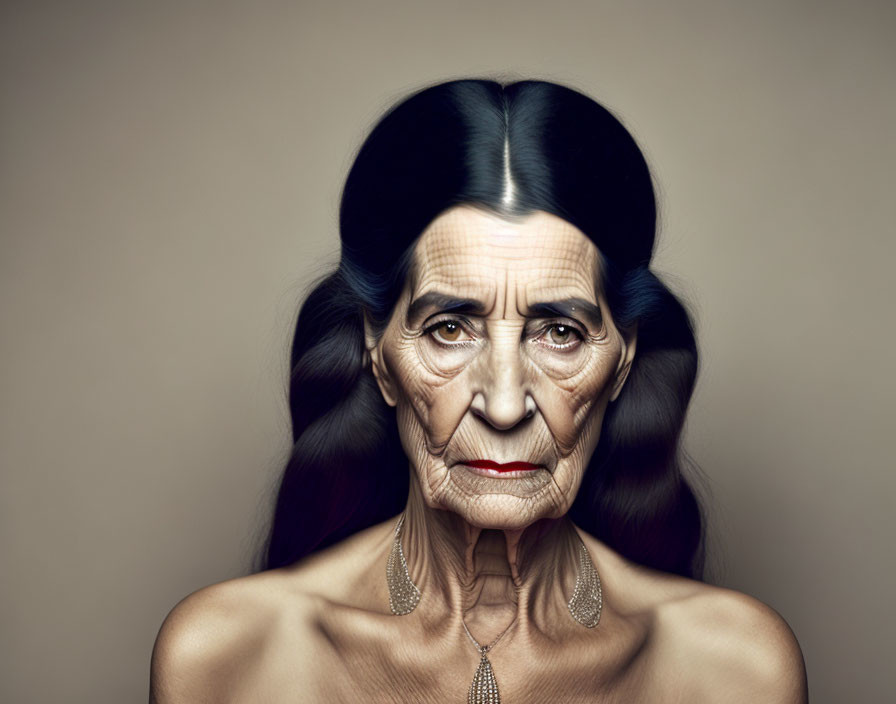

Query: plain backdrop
2;1;893;702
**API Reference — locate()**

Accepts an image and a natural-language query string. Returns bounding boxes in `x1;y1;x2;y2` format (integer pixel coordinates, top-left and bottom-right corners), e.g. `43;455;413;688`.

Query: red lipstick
463;460;541;473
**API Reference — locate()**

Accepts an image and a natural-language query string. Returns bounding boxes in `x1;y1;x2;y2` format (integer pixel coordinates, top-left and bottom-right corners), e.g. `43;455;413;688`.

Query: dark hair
261;78;706;579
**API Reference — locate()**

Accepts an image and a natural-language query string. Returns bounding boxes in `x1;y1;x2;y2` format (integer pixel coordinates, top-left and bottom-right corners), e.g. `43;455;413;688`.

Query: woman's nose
470;332;534;430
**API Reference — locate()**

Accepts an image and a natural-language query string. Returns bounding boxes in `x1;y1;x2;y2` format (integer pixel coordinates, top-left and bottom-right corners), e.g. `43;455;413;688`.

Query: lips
462;459;542;473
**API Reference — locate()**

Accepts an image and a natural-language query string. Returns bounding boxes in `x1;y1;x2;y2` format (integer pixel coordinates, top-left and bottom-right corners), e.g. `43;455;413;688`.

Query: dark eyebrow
407;292;603;329
527;298;603;329
406;292;488;323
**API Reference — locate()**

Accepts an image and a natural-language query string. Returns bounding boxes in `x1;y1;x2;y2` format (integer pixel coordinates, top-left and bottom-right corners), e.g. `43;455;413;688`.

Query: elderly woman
150;78;807;703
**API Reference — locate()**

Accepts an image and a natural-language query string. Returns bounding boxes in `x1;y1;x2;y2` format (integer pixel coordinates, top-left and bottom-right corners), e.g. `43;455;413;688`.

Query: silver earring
386;513;421;615
567;539;603;628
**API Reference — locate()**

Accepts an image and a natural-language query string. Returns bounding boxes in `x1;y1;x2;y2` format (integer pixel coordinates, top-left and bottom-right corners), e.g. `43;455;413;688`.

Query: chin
430;468;570;531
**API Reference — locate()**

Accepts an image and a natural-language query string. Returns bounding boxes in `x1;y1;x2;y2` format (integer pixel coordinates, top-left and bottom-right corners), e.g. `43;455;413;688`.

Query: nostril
523;395;536;419
470;391;487;418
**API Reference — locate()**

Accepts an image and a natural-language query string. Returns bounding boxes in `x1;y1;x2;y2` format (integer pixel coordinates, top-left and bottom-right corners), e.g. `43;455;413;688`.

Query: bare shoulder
149;568;314;703
652;579;808;703
149;522;394;703
575;531;807;703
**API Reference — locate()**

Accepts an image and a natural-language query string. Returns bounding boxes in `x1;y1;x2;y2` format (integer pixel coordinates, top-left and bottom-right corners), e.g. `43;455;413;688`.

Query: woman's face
366;205;636;530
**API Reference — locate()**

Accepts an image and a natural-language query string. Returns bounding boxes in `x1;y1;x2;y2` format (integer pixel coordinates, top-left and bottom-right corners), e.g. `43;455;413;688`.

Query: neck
399;474;582;645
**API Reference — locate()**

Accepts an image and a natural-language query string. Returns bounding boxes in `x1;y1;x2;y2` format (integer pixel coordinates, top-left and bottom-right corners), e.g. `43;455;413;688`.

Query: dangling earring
567;538;603;628
386;513;421;615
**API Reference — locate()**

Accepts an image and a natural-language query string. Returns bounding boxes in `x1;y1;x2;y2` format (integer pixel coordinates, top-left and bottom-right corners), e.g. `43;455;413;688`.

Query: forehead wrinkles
519;242;601;316
409;222;498;303
409;208;601;316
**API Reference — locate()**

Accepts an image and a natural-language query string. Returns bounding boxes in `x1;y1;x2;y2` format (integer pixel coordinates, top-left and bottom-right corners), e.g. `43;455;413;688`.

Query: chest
224;605;685;703
302;648;675;704
297;618;671;704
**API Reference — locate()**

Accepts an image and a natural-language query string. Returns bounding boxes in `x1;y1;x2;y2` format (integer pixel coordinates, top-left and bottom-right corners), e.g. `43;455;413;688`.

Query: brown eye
549;324;573;344
539;323;584;350
423;319;470;345
437;321;462;341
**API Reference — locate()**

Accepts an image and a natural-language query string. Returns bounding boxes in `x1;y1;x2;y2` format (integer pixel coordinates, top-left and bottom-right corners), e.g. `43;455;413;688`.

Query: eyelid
421;315;477;345
529;317;587;337
421;315;590;349
531;320;587;351
422;314;473;330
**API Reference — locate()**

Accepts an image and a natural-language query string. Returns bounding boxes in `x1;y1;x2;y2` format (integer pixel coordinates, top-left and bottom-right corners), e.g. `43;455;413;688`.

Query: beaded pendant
468;649;500;704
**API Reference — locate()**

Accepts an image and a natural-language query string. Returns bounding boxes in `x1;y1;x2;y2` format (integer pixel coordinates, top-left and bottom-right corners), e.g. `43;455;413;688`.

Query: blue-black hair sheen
261;78;706;579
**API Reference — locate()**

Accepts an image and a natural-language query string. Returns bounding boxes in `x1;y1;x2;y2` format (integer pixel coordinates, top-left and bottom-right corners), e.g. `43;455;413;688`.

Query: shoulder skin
148;570;313;704
653;584;809;703
580;533;807;703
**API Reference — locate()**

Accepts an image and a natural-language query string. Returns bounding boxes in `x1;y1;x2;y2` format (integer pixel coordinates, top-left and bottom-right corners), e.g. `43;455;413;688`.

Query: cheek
555;403;607;492
528;339;621;502
533;346;619;457
535;375;612;501
382;330;473;454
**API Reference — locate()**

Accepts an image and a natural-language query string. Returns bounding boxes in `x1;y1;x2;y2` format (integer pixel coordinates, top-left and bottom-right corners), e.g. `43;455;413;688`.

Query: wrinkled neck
398;473;583;643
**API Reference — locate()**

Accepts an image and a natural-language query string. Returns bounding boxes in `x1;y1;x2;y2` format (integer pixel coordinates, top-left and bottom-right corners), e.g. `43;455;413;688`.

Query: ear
363;311;398;408
609;323;637;403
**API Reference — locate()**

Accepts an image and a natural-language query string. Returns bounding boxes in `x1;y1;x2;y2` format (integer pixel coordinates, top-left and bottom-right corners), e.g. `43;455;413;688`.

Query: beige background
2;1;893;701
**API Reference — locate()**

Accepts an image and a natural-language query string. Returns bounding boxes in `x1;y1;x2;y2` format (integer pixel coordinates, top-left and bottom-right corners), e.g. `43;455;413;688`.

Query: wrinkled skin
365;204;636;646
151;204;809;704
368;204;636;528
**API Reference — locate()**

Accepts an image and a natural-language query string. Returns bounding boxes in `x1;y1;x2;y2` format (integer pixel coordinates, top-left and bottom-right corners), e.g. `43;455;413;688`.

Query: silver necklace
461;615;514;703
386;513;603;703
